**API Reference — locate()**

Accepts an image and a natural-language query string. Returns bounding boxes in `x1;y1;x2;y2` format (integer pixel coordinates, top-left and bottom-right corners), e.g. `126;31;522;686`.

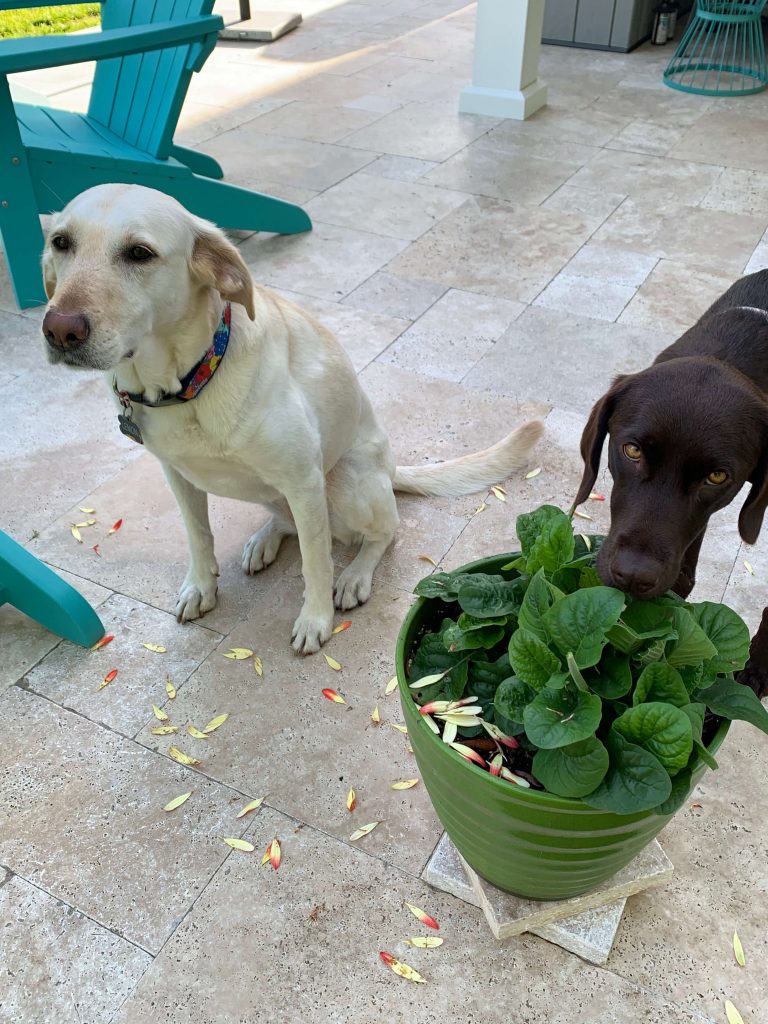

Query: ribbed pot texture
397;553;729;901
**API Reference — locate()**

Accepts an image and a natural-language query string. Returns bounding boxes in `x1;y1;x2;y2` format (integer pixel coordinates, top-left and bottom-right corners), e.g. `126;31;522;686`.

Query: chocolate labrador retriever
573;268;768;697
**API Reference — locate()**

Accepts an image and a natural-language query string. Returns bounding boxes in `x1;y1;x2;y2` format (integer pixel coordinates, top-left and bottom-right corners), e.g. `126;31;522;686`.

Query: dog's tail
392;420;544;498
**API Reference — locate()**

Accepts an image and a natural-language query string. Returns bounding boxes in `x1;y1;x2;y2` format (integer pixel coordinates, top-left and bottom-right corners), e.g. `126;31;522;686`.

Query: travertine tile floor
2;2;768;1021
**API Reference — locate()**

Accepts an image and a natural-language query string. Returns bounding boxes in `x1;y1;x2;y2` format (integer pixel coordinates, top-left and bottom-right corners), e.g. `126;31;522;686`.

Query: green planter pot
396;552;730;901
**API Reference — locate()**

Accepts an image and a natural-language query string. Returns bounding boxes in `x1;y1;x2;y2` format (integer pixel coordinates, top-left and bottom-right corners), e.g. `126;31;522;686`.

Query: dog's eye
706;470;728;485
127;245;155;263
51;235;70;252
623;443;642;462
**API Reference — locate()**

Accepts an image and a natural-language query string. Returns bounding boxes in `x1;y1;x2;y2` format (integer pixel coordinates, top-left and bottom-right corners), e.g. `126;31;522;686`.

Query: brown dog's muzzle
42;310;90;352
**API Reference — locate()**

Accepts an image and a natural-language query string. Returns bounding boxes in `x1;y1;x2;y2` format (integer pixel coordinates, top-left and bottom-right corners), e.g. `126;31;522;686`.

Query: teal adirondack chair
0;529;105;647
0;0;311;309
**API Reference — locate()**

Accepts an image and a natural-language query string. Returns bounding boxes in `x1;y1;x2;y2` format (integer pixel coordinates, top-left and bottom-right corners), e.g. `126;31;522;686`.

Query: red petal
321;688;346;704
108;518;123;535
91;634;114;651
104;669;118;684
379;951;395;966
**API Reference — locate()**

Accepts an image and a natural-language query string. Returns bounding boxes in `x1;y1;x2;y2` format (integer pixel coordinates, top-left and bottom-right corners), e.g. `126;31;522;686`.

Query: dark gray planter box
542;0;659;52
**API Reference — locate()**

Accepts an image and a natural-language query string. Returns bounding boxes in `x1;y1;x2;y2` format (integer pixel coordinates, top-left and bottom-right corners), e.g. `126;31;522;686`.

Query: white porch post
459;0;548;120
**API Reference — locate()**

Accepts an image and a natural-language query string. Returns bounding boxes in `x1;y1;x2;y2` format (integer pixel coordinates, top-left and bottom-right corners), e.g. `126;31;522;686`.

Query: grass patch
0;5;101;39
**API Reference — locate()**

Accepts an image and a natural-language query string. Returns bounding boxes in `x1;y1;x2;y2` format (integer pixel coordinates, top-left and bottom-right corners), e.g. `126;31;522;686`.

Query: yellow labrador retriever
41;184;542;653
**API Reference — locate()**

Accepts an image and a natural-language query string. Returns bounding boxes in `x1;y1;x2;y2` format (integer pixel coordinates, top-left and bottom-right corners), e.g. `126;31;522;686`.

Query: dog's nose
42;310;90;351
609;554;661;597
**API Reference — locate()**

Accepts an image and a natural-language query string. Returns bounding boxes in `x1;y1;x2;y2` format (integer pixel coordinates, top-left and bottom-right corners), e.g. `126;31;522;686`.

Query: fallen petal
391;779;419;790
441;721;458;745
491;485;506;502
500;766;531;788
349;821;379;841
525;467;542;480
142;643;166;654
91;634;114;651
489;753;503;777
588;492;605;501
152;704;169;721
323;654;342;671
269;837;281;870
725;1000;745;1024
418;553;438;568
165;678;176;700
322;688;346;705
222;647;254;660
150;725;179;735
92;544;101;557
470;501;487;517
79;507;96;514
579;533;592;551
385;675;399;696
405;936;443;949
97;668;118;691
70;525;83;543
379;951;427;984
733;930;746;967
333;620;352;634
163;791;192;812
253;656;264;676
744;560;755;576
389;723;408;734
346;787;357;812
186;724;209;740
448;742;486;768
168;746;200;767
223;838;255;852
371;705;380;723
237;797;265;818
405;903;440;930
203;713;229;734
408;668;450;689
573;509;593;521
108;518;123;535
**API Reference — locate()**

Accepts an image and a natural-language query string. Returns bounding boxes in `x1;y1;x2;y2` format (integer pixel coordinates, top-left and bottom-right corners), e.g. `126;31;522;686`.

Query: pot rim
396;550;731;813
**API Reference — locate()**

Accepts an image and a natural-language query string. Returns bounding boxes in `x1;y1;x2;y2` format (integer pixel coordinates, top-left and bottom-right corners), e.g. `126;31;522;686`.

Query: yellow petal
470;501;487;517
223;838;255;852
142;643;167;653
222;647;254;660
418;553;438;568
525;467;542;479
253;655;264;676
323;654;342;671
389;723;408;734
371;705;380;723
74;520;96;528
573;509;593;521
491;485;506;502
733;930;746;967
405;902;440;930
405;937;443;949
350;821;380;841
385;675;398;696
744;560;755;576
379;951;427;984
79;507;96;514
163;791;192;812
236;797;265;819
725;1001;745;1024
168;746;200;767
333;620;352;634
346;787;357;812
152;704;169;721
186;724;209;740
151;725;179;735
203;713;229;734
165;678;176;699
391;779;419;790
70;524;82;543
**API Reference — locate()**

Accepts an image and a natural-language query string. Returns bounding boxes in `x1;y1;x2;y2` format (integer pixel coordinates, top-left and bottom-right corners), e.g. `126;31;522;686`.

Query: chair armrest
0;15;223;75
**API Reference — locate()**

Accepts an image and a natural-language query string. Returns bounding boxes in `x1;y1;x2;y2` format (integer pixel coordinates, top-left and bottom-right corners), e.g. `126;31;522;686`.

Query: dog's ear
739;441;768;544
191;225;255;320
572;375;631;509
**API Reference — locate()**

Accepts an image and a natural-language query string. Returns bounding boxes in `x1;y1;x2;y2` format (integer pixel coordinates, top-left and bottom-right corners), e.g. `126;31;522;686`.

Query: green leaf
607;601;678;654
467;657;509;700
516;505;563;556
696;678;768;736
613;702;693;775
582;729;672;814
413;572;478;601
409;633;468;702
681;701;706;741
518;568;553;642
654;767;693;816
532;737;609;798
526;513;575;575
693;738;718;771
508;629;561;689
585;652;632;699
543;586;626;669
457;577;522;619
632;662;690;708
666;608;717;668
494;676;536;725
442;619;505;651
523;686;603;749
692;602;751;675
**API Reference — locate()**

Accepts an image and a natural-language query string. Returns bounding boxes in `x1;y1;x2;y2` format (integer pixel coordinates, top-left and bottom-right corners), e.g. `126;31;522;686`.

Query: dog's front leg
162;463;219;623
737;609;768;698
284;471;334;655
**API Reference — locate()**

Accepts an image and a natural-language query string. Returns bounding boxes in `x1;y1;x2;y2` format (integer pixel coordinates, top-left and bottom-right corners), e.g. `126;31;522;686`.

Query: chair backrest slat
89;0;215;158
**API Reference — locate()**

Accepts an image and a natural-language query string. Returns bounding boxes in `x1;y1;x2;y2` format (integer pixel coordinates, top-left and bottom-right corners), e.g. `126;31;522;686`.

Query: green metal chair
663;0;768;96
0;529;104;647
0;0;311;309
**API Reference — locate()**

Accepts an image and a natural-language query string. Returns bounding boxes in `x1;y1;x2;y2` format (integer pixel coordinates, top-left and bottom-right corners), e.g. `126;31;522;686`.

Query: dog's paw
175;576;218;623
242;522;283;575
334;567;374;610
291;608;334;655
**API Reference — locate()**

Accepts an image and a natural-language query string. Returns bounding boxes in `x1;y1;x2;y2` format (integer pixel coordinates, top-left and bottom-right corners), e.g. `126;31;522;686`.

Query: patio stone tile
29;452;292;635
670;112;768;172
592;200;765;275
463;306;674;414
387;196;597;303
23;592;222;739
175;97;292;145
542;184;626;227
273;288;409;371
604;118;688;157
238;221;409;301
591;82;714;126
343;270;446;320
744;233;768;275
342;101;498;162
304;171;468;241
362;154;439;181
198;130;377;192
245;99;384;144
0;569;112;693
377;288;525;381
568;149;723;205
564;242;658;288
701;167;768;220
110;806;718;1024
267;69;387;105
0;874;152;1024
343;91;403;114
135;581;443;875
533;273;637;322
606;720;768;1024
423;137;586;206
618;260;737;335
0;687;259;953
485;104;630;148
350;54;436;86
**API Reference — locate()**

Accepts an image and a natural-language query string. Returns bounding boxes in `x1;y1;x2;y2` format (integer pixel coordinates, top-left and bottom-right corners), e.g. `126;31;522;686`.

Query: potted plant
396;504;768;900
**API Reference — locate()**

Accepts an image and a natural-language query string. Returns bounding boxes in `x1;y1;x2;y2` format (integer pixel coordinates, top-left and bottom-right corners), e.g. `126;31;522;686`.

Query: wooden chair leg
172;174;312;234
169;144;224;180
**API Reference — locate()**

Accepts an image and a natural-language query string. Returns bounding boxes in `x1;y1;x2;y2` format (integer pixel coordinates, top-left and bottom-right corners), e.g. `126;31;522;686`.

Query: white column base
459;78;548;120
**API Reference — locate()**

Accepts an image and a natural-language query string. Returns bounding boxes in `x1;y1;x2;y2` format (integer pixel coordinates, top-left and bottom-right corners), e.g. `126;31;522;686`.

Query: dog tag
118;412;144;445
